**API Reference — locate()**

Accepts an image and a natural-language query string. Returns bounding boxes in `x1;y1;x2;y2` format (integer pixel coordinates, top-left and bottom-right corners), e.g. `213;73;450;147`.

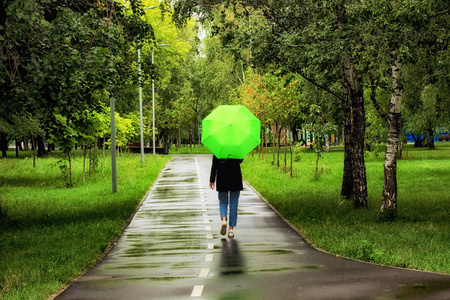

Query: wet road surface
56;155;450;299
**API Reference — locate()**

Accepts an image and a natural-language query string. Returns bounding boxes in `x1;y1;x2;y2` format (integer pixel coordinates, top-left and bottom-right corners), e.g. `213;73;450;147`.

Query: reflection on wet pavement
220;239;245;275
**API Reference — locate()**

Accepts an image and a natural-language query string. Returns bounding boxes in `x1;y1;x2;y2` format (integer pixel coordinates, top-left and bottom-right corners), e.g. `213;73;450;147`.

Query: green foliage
232;70;306;136
403;63;450;143
56;156;72;188
292;142;306;162
0;0;154;159
364;88;389;155
169;95;197;134
169;0;448;209
348;239;385;263
1;116;43;142
305;104;338;178
47;114;78;154
115;112;139;149
74;109;106;149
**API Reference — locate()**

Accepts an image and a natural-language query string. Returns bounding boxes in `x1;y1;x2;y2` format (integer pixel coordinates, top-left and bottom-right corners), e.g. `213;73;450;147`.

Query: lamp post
138;5;159;163
110;56;117;193
151;44;170;155
109;0;117;193
138;45;144;163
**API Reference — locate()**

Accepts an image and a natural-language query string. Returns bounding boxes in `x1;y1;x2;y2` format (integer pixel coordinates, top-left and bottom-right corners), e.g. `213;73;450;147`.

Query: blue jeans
218;191;240;227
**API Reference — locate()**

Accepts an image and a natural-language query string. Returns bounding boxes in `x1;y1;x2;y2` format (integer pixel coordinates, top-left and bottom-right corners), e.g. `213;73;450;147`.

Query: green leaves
1;0;158;152
47;113;78;153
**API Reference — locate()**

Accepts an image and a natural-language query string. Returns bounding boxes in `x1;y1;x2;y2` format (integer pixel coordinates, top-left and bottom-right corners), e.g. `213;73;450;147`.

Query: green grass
169;144;212;154
241;143;450;274
0;151;170;299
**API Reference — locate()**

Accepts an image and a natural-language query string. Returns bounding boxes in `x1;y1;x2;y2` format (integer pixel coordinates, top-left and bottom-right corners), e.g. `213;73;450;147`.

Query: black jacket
209;155;244;192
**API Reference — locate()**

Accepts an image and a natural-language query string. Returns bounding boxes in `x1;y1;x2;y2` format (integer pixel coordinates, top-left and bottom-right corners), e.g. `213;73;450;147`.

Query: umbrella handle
219;154;230;164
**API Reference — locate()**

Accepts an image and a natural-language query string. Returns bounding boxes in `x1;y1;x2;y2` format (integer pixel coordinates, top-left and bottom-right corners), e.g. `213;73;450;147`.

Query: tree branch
369;73;387;120
276;57;343;101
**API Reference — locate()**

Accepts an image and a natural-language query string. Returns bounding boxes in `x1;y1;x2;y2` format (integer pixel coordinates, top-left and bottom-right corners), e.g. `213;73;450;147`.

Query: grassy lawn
241;143;450;274
170;144;212;154
0;151;170;299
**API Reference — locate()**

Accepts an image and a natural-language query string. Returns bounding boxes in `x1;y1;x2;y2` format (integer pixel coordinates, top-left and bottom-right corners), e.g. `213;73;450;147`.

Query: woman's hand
209;182;215;190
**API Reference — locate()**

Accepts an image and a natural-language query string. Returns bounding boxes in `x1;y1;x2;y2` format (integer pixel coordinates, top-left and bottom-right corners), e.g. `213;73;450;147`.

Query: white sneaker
228;230;234;238
220;221;227;235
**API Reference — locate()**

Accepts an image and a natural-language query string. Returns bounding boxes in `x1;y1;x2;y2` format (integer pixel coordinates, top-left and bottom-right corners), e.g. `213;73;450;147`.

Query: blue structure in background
404;131;450;143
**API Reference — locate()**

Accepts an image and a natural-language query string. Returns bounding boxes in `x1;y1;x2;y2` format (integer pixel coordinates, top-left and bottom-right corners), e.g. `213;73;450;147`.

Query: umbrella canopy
202;105;261;159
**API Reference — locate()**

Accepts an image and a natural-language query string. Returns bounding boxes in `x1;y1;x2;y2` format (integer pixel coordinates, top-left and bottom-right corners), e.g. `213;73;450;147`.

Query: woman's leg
218;191;229;221
228;191;240;228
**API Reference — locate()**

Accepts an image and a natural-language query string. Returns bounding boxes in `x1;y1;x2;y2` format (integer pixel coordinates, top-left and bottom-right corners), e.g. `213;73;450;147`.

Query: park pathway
56;155;449;299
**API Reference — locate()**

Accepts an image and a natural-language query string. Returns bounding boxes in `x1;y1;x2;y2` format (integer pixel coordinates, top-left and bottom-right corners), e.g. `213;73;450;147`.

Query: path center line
191;285;204;297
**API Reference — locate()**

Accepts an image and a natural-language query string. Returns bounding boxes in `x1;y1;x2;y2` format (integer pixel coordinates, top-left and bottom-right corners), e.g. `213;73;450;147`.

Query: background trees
0;0;155;213
1;0;448;219
168;0;368;207
0;0;151;158
167;0;448;216
362;0;449;216
0;0;195;153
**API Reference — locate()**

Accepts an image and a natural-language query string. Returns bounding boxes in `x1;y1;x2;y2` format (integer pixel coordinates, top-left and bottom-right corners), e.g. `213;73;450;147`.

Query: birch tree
364;0;448;217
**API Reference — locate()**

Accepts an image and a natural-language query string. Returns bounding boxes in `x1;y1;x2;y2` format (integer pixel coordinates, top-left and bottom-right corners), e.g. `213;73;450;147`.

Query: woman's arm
209;156;218;188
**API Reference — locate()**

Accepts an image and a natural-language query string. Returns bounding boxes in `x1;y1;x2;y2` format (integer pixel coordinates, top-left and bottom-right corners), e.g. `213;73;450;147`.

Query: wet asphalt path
57;155;449;299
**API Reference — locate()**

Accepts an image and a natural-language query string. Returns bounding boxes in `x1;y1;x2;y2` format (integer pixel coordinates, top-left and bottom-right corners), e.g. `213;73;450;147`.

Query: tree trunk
32;134;36;168
335;1;354;201
277;123;281;168
413;136;425;147
23;135;29;151
340;67;354;200
177;126;181;149
290;135;293;177
343;60;368;208
272;126;276;164
93;143;97;173
89;147;92;178
397;135;404;159
382;114;400;217
264;123;268;160
68;151;73;187
351;87;368;208
37;135;47;157
1;131;8;158
260;123;263;158
103;136;106;161
284;126;287;171
427;127;435;150
333;1;368;208
15;139;19;158
380;55;403;218
83;146;87;184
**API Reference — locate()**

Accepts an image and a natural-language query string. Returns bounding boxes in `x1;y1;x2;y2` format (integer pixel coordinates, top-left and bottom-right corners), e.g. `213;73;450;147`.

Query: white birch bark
381;54;403;217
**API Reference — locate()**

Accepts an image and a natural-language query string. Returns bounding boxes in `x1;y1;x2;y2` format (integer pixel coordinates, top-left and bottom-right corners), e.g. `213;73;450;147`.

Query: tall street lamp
110;55;117;193
138;44;144;163
151;44;170;155
138;5;159;163
109;1;117;192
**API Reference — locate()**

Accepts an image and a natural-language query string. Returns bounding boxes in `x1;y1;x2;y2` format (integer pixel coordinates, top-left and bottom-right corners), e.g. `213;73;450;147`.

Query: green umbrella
202;105;261;159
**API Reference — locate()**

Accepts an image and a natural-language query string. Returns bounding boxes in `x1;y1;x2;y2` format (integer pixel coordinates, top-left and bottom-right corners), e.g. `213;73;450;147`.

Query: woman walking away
209;155;244;238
